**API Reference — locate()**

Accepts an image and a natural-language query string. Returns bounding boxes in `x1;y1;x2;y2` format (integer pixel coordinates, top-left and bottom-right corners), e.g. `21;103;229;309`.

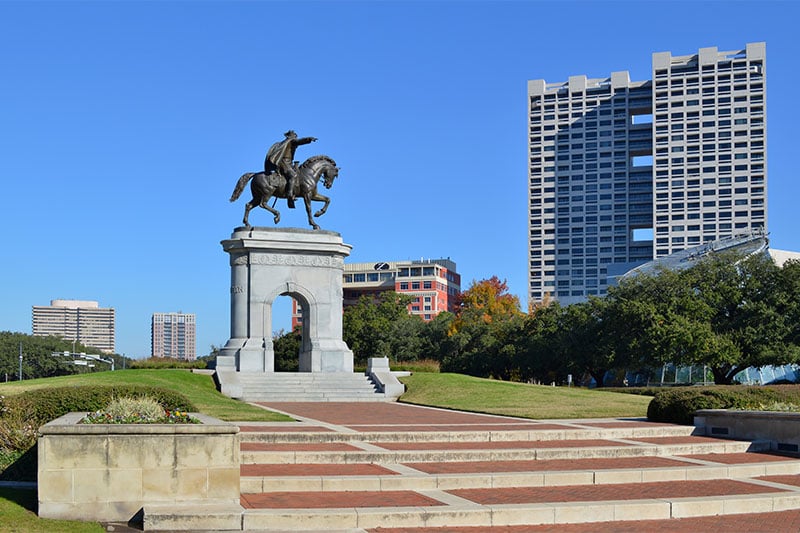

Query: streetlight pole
18;342;23;381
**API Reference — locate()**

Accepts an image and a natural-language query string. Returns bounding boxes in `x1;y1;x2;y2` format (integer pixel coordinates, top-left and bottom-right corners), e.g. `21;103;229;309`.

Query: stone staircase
143;403;800;531
216;372;388;402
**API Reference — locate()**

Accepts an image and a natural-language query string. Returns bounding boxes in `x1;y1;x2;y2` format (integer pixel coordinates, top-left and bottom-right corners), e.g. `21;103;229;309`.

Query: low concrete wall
38;412;240;523
366;357;404;400
695;409;800;454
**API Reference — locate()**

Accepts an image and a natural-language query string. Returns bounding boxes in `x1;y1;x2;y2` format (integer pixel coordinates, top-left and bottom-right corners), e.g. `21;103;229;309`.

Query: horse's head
322;164;339;189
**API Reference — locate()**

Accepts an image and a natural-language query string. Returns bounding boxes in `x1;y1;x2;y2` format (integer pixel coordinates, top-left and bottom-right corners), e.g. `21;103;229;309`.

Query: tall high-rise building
32;299;116;353
151;312;196;360
528;42;766;305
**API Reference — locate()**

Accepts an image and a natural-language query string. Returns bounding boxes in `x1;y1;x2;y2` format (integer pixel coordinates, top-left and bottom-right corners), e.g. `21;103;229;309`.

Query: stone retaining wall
695;409;800;454
38;412;240;523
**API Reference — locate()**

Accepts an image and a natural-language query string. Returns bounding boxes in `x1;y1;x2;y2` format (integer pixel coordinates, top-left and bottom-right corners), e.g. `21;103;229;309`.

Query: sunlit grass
0;369;291;422
399;372;651;419
0;488;103;533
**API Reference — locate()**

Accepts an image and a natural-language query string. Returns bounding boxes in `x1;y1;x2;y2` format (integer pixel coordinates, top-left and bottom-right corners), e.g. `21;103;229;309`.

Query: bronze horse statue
229;155;339;230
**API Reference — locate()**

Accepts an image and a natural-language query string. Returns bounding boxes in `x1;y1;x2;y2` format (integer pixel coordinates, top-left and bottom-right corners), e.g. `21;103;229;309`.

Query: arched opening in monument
270;293;311;372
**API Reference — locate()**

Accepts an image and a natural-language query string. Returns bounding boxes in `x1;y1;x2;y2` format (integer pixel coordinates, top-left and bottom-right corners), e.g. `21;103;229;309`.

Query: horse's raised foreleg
311;193;331;218
303;195;320;230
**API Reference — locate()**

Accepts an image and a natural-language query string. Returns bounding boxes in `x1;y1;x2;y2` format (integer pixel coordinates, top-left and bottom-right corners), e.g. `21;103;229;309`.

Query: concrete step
237;484;800;530
240;439;769;465
232;373;385;403
237;424;699;443
239;453;800;493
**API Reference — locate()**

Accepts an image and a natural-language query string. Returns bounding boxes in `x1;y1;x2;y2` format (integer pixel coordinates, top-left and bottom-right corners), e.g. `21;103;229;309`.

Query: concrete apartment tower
527;42;766;305
151;312;197;360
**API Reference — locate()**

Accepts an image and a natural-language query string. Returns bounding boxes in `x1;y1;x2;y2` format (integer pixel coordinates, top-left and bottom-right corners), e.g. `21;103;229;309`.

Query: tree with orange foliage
451;276;522;331
442;277;524;379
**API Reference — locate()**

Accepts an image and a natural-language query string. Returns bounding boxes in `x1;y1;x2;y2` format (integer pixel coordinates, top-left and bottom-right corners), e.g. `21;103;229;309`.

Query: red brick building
292;258;461;329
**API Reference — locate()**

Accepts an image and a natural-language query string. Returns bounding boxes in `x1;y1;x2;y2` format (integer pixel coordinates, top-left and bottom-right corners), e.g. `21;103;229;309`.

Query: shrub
647;385;800;425
130;357;208;370
1;386;197;480
1;385;196;428
393;359;441;373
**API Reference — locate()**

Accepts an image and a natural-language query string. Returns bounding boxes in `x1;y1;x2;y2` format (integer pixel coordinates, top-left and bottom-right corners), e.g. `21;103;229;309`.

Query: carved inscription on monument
250;253;343;268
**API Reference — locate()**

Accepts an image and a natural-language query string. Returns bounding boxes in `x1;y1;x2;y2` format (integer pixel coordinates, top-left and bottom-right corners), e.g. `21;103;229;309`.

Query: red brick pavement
344;423;575;432
241;463;399;476
240;490;444;509
373;439;625;451
758;474;800;488
367;508;800;533
448;479;788;505
404;456;690;474
682;451;798;464
258;402;541;426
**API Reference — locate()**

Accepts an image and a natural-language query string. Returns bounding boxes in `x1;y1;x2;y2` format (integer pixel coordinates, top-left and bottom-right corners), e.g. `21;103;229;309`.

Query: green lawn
0;488;103;532
399;372;652;419
0;369;292;422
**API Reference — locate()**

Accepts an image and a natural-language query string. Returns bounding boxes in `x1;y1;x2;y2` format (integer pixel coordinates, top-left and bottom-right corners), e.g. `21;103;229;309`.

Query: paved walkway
367;508;800;533
242;401;800;532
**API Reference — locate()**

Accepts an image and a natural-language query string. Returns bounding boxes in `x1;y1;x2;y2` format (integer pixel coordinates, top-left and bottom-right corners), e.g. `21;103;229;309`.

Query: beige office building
32;299;116;353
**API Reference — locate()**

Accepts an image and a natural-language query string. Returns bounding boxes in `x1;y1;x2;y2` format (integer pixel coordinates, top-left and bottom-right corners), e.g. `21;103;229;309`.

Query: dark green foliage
2;385;196;427
597;387;660;397
0;331;132;380
647;385;800;425
343;292;434;365
130;357;208;370
273;328;301;372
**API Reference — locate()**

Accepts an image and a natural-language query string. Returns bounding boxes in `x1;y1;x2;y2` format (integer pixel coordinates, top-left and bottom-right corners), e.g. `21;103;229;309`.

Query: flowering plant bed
79;395;200;424
81;409;199;424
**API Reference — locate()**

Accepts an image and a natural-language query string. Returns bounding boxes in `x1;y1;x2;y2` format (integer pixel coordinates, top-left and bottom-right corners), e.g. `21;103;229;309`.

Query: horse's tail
230;173;256;202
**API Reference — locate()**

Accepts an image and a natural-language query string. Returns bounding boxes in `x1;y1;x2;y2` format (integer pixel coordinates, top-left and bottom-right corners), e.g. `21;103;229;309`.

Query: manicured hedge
647;385;800;425
2;385;196;427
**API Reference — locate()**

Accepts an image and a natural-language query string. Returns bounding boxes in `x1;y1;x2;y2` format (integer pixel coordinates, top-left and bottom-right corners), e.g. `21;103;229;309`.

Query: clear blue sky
1;1;798;358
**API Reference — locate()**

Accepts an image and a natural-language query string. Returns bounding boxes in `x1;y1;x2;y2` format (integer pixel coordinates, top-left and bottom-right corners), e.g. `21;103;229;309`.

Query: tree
450;276;522;331
0;331;109;380
607;252;800;384
554;297;632;388
442;277;524;379
273;328;301;372
343;292;423;364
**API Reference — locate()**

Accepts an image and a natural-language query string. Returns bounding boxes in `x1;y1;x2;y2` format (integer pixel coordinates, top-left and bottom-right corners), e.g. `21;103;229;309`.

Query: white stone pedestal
217;227;354;374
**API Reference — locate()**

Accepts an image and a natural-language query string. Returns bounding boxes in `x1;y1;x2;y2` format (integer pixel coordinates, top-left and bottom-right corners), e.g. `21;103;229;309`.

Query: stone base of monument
214;227;402;402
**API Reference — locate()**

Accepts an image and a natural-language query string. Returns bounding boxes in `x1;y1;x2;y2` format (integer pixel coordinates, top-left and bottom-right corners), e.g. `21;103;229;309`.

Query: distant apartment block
528;42;766;305
151;312;196;360
292;258;461;329
32;299;116;354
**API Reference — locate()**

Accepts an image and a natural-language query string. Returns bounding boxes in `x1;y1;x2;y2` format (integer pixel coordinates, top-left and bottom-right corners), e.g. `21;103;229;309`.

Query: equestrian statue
229;131;340;230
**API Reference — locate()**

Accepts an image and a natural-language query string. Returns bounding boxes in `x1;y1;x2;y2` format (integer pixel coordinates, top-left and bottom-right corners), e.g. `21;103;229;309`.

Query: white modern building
151;312;196;360
32;299;116;354
528;42;766;305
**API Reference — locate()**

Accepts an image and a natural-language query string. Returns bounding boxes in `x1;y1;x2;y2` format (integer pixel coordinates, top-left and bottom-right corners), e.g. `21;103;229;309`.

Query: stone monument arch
216;227;354;374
